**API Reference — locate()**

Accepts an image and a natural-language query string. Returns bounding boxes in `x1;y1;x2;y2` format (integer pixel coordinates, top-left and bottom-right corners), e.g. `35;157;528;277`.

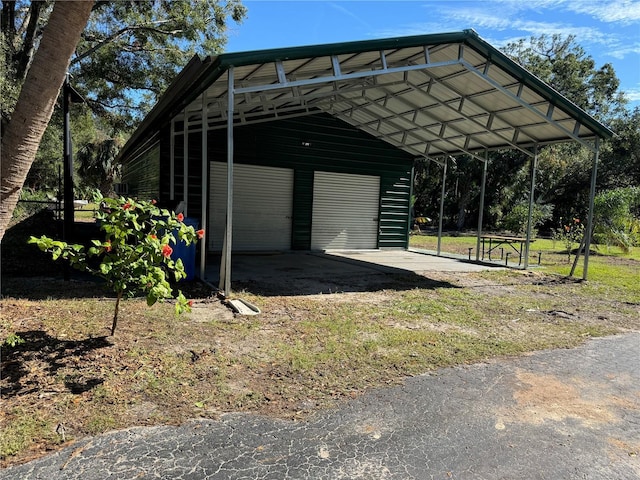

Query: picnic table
480;235;534;265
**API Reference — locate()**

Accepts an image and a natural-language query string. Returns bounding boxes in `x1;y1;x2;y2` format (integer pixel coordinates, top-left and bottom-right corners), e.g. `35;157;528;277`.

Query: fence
11;199;62;226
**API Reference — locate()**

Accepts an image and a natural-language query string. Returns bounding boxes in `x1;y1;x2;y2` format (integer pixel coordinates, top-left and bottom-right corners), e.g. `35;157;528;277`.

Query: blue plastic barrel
170;217;198;281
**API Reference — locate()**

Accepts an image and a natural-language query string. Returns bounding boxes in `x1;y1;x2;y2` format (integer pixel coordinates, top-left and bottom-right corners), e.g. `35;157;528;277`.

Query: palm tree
0;1;94;240
77;136;124;197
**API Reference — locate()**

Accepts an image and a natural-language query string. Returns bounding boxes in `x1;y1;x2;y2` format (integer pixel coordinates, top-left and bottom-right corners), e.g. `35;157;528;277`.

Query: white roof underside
117;31;611;165
172;35;610;161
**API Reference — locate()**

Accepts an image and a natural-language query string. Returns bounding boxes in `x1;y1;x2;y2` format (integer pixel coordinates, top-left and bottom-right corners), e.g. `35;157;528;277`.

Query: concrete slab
204;250;503;296
327;249;502;273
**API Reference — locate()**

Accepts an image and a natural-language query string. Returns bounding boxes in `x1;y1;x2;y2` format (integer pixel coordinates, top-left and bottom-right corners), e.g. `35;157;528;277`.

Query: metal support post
583;138;600;280
200;95;208;280
524;145;538;269
475;151;488;261
437;157;448;256
62;74;83;280
183;110;189;216
219;68;235;297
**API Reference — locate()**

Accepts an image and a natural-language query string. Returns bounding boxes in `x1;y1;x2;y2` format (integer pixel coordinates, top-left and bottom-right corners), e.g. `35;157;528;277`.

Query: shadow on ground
0;330;112;399
207;252;462;296
231;271;459;296
2;211;460;300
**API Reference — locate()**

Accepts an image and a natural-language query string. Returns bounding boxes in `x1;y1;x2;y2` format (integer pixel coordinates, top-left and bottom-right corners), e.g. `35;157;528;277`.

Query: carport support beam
582;137;600;280
219;67;235;297
199;94;208;280
475;152;488;262
523;146;538;269
183;109;189;216
437;157;448;256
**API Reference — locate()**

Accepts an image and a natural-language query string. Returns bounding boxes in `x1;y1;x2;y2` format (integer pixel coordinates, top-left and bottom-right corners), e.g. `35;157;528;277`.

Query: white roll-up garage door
209;162;293;251
311;171;380;250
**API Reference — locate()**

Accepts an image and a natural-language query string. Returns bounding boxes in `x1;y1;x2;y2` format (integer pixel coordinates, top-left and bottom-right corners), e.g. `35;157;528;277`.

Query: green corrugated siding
205;113;413;249
292;170;313;250
122;143;160;200
379;174;412;248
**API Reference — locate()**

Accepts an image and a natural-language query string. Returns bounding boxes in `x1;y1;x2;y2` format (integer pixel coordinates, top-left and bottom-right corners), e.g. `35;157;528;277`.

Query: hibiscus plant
29;194;205;335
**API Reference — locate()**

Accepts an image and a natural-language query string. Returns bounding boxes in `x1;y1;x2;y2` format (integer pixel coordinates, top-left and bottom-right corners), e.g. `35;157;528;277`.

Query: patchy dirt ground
2;215;639;468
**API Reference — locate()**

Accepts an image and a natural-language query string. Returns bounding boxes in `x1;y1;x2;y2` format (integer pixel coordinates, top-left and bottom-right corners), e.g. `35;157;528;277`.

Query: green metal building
119;30;613;293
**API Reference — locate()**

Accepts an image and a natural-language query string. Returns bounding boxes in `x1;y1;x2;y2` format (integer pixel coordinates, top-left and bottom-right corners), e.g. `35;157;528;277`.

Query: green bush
29;194;205;335
501;202;553;237
594;187;640;252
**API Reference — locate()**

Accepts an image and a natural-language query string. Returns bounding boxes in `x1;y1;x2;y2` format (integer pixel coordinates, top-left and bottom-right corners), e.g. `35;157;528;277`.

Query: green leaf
146;294;158;307
100;263;113;275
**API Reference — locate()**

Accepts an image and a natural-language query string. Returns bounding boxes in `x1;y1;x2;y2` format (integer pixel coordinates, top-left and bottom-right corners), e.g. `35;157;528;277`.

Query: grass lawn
1;232;639;467
410;233;640;301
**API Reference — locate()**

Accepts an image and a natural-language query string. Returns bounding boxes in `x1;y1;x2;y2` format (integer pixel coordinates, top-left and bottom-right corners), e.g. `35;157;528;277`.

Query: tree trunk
0;1;93;240
111;290;123;336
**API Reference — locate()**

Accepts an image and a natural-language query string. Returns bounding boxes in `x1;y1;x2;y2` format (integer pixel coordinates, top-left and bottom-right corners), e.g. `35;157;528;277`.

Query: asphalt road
3;332;639;480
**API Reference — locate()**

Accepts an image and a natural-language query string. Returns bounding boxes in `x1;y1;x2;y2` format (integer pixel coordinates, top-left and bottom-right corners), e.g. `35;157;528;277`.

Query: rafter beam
234;59;463;95
403;74;536;157
460;59;597;152
333;94;488;162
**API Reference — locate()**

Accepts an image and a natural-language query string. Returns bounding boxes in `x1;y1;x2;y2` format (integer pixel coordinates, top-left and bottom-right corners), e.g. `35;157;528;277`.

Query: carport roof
120;29;614;163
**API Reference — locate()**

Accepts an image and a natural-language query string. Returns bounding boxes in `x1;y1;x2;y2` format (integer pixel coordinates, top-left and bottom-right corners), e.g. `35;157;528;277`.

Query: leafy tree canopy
502;34;627;122
2;0;247;131
2;0;247;197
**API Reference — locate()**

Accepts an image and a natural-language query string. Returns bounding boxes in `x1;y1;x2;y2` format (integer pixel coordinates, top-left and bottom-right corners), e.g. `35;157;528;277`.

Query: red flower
104;240;112;252
123;202;132;210
177;213;184;222
574;218;580;223
149;234;157;240
151;199;157;205
162;244;173;258
188;300;194;307
196;229;205;239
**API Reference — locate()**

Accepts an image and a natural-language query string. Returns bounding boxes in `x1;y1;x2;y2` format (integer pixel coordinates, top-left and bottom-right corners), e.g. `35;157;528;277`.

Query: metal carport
118;29;614;297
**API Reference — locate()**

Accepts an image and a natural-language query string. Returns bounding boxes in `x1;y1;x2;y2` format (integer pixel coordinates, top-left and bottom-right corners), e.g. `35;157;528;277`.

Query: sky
224;0;640;110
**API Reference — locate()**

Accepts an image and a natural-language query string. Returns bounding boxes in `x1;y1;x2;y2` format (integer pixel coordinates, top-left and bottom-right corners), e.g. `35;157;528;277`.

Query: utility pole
63;73;84;280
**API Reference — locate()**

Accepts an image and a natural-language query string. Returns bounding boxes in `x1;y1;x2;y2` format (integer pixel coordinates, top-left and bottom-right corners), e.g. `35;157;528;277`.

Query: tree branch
72;21;181;65
15;1;47;82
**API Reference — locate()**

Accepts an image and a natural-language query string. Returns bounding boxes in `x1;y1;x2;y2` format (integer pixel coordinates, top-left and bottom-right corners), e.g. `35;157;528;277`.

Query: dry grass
2;257;639;467
2;220;639;467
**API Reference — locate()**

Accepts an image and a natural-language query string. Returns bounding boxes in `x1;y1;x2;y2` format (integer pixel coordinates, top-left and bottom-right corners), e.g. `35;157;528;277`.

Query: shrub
501;202;553;237
593;187;640;253
29;194;205;335
552;217;585;263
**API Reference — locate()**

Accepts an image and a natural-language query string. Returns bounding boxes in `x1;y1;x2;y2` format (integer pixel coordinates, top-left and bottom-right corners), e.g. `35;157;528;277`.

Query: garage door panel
209;162;293;251
311;171;380;250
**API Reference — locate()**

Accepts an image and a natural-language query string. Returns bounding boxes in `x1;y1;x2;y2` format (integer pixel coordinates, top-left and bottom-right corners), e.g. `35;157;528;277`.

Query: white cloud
564;0;640;24
624;87;640;101
607;42;640;59
329;2;373;30
483;0;640;24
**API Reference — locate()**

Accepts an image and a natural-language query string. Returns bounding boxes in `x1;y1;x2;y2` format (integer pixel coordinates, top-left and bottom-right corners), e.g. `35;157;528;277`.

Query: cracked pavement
2;332;639;479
